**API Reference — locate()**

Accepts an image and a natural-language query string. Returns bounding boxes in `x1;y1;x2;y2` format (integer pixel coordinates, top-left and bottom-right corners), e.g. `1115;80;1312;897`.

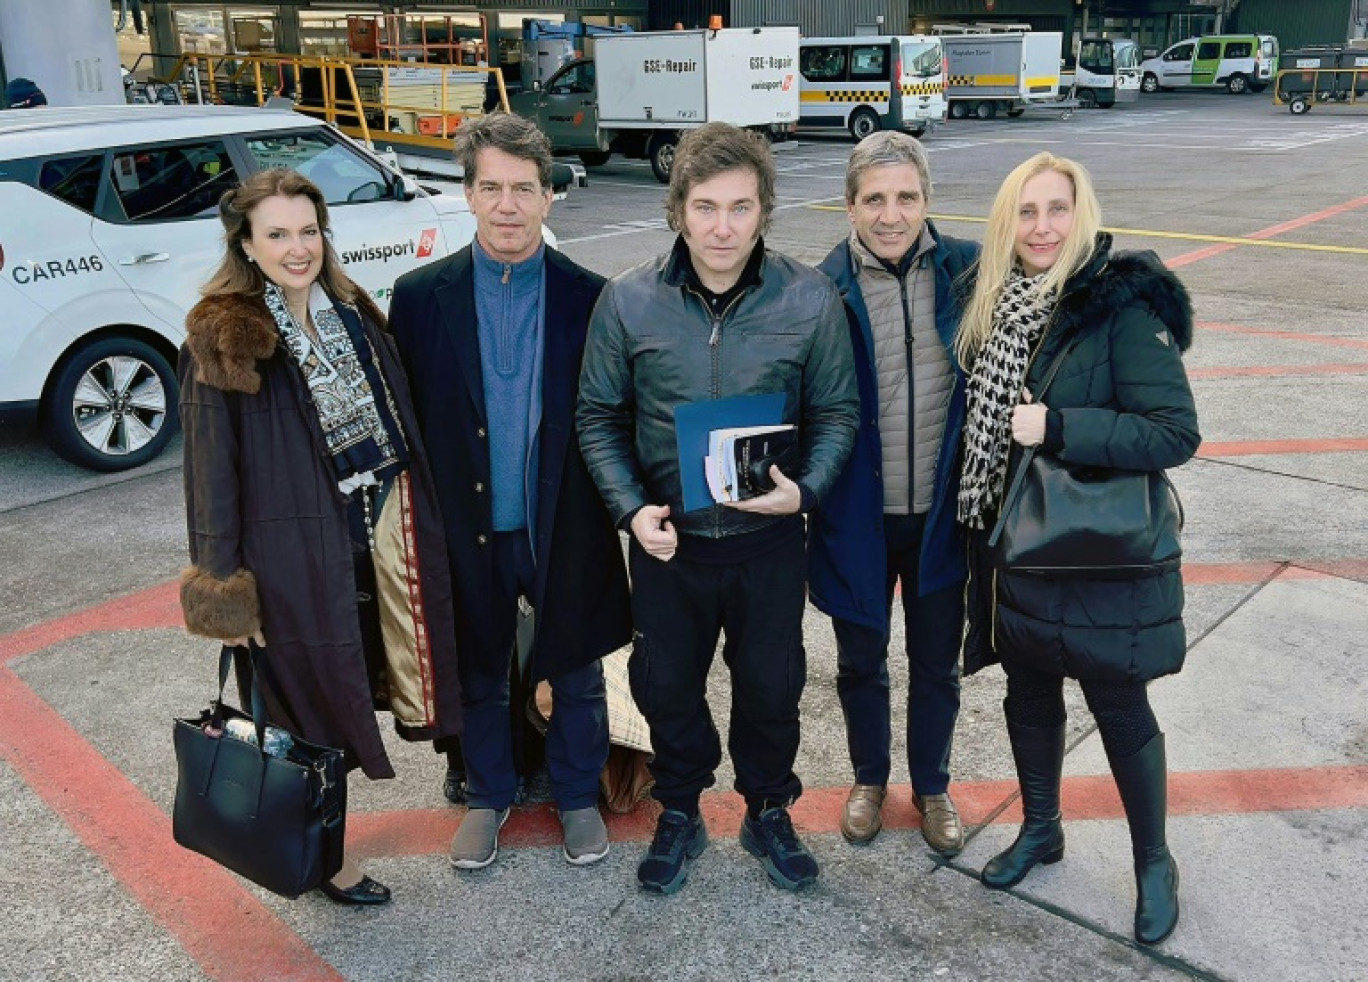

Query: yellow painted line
804;208;1368;255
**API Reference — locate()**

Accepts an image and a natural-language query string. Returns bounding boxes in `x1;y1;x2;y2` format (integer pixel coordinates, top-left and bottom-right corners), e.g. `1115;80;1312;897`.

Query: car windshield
902;41;942;78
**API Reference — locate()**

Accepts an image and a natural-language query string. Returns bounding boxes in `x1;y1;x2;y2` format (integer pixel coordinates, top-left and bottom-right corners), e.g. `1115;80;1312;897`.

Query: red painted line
1197;437;1368;457
1198;321;1368;352
1166;194;1368;268
0;668;343;982
0;581;182;666
1187;363;1368;379
348;765;1368;857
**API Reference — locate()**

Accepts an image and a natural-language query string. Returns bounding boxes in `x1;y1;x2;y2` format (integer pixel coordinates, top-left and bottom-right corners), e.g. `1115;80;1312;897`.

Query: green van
1140;34;1278;94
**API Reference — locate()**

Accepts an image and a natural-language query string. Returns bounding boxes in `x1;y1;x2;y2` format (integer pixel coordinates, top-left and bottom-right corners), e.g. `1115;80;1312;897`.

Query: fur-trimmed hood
184;289;389;393
1059;235;1194;351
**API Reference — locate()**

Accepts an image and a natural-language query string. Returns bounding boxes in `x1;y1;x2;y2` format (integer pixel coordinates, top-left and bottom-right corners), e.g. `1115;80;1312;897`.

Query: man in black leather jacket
577;123;859;895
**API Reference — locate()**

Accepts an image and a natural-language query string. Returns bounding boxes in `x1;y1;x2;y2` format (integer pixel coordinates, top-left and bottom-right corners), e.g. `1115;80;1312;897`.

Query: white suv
0;105;502;471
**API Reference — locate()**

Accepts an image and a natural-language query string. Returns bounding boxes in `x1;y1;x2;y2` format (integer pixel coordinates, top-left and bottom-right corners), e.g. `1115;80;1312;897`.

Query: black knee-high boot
1109;732;1179;945
981;714;1066;889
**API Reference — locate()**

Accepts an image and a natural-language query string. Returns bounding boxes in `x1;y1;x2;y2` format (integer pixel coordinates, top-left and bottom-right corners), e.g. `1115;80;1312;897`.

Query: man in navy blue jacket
809;132;979;855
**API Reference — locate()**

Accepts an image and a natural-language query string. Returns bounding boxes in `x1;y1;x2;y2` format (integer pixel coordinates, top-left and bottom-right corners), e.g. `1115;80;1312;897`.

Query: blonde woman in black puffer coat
957;152;1200;946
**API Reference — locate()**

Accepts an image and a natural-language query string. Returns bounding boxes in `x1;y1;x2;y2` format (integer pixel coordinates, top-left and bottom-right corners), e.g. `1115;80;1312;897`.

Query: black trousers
832;511;962;793
627;533;807;811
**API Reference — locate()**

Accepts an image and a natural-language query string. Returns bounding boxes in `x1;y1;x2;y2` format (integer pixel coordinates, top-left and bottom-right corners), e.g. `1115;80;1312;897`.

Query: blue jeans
459;531;608;811
833;512;962;793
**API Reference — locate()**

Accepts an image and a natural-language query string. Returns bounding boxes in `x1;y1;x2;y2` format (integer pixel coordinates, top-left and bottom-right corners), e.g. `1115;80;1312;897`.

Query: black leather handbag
988;340;1184;579
172;644;347;898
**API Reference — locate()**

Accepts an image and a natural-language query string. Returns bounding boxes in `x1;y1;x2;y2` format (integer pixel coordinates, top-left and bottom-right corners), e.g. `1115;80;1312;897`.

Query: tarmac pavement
1;93;1366;980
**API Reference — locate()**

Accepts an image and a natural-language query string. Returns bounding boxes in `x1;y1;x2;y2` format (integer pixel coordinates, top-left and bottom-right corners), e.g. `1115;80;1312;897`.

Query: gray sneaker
560;806;610;865
449;807;510;870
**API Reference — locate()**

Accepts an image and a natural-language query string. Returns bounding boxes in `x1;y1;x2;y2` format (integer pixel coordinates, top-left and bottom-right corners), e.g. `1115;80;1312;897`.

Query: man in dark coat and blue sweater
809;132;980;855
389;113;631;870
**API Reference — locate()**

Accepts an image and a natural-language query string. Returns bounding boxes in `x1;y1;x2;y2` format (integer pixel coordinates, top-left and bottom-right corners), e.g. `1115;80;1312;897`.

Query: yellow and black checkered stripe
946;74;1057;88
801;89;888;103
902;82;944;95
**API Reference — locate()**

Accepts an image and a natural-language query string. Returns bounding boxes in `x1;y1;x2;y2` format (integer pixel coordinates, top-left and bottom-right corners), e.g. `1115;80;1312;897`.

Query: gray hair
452;112;553;189
845;131;933;204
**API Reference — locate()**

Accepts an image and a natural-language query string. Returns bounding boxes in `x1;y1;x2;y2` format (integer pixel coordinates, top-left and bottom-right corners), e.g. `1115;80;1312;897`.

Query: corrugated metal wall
648;1;732;30
729;0;908;35
1234;0;1354;49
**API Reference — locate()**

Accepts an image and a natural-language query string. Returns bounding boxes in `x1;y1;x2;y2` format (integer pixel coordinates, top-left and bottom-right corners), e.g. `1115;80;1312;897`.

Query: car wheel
1077;89;1098;109
848;107;880;141
974;101;998;120
1141;73;1160;94
41;336;178;472
1289;96;1310;115
1227;73;1248;94
648;132;678;184
949;101;969;120
578;150;611;167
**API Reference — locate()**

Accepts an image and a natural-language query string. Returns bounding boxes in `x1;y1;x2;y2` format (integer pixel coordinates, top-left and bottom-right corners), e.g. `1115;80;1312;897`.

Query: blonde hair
955;153;1102;365
201;168;357;302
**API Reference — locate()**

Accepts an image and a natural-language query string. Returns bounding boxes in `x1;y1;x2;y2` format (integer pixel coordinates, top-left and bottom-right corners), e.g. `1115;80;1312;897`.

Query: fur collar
1060;240;1194;351
185;289;388;393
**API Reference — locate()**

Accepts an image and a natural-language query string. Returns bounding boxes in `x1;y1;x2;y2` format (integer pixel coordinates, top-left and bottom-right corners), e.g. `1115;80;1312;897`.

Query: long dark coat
388;245;631;682
178;290;462;780
963;237;1202;683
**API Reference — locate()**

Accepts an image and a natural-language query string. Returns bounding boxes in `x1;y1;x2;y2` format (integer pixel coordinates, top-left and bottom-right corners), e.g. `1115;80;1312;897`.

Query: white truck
937;29;1063;119
510;27;800;182
1061;37;1142;108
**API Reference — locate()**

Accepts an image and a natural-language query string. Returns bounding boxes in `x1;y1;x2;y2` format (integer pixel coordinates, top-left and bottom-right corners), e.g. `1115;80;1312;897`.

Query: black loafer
319;875;392;906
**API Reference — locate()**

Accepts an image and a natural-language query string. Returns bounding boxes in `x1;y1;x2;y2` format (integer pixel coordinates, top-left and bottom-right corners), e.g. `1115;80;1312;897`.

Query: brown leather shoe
840;784;887;844
915;792;965;856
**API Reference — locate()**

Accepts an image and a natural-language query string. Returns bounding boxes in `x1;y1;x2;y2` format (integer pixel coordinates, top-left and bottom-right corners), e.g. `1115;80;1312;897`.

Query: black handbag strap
210;641;272;760
987;338;1078;549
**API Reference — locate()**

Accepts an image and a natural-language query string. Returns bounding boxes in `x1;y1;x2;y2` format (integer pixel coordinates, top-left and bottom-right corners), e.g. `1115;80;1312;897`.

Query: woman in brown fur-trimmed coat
179;169;461;905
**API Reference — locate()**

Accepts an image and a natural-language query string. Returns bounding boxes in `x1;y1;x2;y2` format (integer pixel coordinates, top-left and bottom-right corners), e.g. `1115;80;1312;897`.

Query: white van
0;105;495;471
1141;34;1278;94
798;35;946;140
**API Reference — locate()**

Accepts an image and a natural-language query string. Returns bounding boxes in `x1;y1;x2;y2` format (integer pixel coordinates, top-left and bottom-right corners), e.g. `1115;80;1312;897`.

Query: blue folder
674;393;786;512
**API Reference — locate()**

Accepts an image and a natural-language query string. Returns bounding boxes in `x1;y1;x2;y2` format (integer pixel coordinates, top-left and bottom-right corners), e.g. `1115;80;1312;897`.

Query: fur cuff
180;566;261;640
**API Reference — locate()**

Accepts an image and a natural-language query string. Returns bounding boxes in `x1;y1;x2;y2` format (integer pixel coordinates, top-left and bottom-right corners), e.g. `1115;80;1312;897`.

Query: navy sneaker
638;809;709;895
739;806;820;890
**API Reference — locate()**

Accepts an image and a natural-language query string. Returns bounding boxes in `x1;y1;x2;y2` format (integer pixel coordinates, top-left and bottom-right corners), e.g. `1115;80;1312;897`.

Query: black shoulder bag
172;643;347;898
987;338;1184;579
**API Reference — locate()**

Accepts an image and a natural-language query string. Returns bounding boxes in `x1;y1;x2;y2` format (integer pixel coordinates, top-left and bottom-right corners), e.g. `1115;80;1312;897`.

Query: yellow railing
138;52;511;151
1273;66;1368;110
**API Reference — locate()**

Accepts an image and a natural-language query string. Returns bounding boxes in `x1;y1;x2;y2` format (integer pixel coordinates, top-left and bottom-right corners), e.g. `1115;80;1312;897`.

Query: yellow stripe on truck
1026;76;1059;89
946;73;1017;86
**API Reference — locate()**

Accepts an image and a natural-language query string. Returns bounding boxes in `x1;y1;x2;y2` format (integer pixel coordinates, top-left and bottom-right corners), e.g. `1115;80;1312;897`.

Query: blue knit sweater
474;240;545;532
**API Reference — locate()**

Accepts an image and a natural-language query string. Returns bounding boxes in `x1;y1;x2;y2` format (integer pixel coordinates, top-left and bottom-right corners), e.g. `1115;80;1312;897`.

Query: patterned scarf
957;267;1056;529
263;281;408;491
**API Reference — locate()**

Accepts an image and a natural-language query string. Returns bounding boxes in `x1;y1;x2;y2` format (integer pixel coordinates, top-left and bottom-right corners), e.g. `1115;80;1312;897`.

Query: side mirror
395;175;419;202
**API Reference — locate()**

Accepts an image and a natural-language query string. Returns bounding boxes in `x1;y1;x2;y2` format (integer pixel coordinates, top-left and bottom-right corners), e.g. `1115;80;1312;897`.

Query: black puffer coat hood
963;234;1202;683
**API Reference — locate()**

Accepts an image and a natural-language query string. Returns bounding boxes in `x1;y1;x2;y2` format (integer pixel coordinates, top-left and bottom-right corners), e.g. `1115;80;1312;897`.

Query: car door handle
119;253;170;265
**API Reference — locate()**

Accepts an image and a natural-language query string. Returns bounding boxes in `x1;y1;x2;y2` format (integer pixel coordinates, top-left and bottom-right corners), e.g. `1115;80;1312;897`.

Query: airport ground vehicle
0;105;516;471
509;26;800;182
1140;34;1278;94
1061;37;1142;108
935;28;1063;119
796;35;946;140
1274;45;1368;115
